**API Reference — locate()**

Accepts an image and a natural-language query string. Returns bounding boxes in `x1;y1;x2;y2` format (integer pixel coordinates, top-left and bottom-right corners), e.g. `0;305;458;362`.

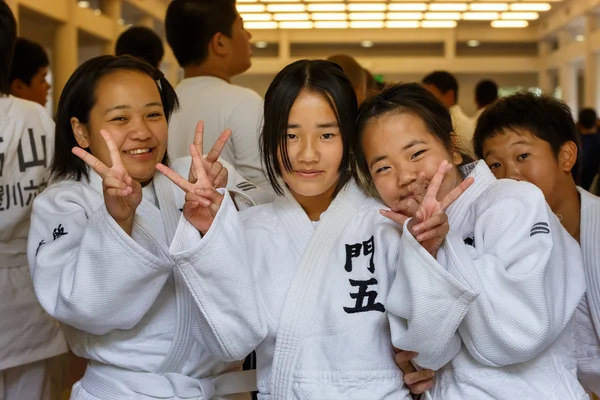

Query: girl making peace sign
159;59;478;400
26;55;266;400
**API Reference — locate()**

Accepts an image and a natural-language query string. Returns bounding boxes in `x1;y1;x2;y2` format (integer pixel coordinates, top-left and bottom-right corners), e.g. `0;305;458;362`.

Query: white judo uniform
26;158;268;400
173;179;479;399
0;96;67;399
428;161;588;399
574;187;600;395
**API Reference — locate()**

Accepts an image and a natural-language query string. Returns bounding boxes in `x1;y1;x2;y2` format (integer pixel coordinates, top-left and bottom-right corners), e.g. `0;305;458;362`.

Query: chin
288;180;337;198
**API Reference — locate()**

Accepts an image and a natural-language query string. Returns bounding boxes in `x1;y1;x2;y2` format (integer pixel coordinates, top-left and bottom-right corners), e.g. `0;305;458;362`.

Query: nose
297;137;319;164
505;162;523;181
396;161;417;190
129;117;152;141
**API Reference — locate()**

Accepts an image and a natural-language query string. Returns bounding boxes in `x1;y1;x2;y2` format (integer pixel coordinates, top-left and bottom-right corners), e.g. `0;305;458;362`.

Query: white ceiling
237;1;565;29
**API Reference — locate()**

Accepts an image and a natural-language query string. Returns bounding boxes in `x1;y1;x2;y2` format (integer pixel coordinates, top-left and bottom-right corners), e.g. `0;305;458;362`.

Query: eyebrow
105;102;162;114
369;155;388;169
483;139;530;159
287;121;339;129
402;139;427;150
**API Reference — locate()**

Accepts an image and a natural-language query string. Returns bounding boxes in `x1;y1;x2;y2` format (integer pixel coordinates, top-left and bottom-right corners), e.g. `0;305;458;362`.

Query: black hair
115;26;164;69
422;70;459;103
50;55;179;183
578;108;598;130
9;38;49;86
261;59;357;196
475;79;499;108
0;1;17;95
473;91;580;179
165;0;237;68
355;82;456;184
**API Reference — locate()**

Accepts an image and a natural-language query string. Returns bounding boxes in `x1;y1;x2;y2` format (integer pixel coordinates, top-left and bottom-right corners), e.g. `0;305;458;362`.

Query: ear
559;141;578;173
10;79;25;96
445;89;457;107
452;150;463;166
209;32;228;57
70;117;90;149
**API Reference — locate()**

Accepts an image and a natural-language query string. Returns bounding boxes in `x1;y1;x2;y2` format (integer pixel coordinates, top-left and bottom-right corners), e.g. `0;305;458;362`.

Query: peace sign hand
156;144;224;235
409;160;474;256
188;121;231;189
72;129;142;234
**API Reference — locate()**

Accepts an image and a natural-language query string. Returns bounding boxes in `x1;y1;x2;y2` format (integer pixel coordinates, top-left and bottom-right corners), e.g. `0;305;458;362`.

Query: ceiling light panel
238;0;562;29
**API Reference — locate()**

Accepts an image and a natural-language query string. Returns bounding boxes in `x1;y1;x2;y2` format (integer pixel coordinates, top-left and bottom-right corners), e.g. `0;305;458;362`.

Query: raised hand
157;143;224;235
410;160;473;255
381;160;474;256
388;171;428;220
72;129;142;234
188;120;231;189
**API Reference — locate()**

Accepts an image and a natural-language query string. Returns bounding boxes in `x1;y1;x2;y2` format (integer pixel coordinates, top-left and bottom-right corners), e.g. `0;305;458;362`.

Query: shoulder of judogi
472;178;545;215
34;179;100;214
239;201;278;229
579;187;600;215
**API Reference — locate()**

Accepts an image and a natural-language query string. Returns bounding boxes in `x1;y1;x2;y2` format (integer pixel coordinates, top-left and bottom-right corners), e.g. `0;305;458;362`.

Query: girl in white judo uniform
472;92;600;397
0;3;67;399
26;55;267;399
355;82;588;399
158;59;479;400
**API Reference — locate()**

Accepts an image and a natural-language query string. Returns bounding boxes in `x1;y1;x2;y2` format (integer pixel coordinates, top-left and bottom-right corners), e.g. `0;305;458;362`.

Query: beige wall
233;71;538;117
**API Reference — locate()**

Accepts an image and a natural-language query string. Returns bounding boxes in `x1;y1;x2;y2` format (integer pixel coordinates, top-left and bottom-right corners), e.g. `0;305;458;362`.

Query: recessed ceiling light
361;40;374;47
467;40;480;47
575;34;585;42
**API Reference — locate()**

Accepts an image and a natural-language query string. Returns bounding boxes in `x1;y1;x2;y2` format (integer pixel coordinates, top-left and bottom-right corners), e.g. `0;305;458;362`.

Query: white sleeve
575;295;600;395
169;190;267;362
227;93;268;190
438;188;586;367
221;158;275;208
387;219;479;370
27;186;175;335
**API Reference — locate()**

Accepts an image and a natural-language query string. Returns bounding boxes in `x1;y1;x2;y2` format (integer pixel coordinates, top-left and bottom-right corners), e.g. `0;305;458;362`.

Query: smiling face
278;89;344;202
361;112;462;209
481;128;563;209
71;69;168;183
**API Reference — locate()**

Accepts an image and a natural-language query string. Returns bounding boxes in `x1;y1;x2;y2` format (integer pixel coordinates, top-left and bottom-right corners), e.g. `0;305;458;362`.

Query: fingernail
380;209;388;215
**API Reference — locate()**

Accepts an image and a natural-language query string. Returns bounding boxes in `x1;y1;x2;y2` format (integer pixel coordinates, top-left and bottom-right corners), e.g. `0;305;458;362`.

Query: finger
391;198;419;217
156;163;194;193
394;351;418;366
183;201;201;218
409;377;435;394
99;129;123;168
207;162;223;183
417;225;448;243
405;370;436;386
380;209;409;226
193;187;224;207
412;213;447;234
411;172;428;198
213;168;228;189
424;160;449;201
205;129;232;164
190;144;211;187
103;175;129;191
72;147;110;177
192;120;205;156
184;192;212;208
106;187;133;197
439;176;474;211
